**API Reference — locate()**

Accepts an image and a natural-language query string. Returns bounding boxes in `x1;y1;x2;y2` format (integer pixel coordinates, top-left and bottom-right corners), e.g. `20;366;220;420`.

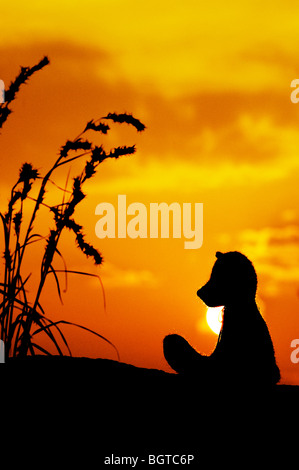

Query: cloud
4;0;294;96
85;149;299;196
2;40;299;218
2;1;299;100
100;262;159;289
0;41;146;180
1;40;298;183
236;224;299;295
137;87;299;164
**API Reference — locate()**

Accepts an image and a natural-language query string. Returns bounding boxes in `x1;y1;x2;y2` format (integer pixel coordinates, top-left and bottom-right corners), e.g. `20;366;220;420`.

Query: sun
206;306;224;335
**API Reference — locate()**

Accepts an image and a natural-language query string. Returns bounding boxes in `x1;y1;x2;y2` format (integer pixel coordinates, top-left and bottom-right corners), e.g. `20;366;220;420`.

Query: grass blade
54;269;106;312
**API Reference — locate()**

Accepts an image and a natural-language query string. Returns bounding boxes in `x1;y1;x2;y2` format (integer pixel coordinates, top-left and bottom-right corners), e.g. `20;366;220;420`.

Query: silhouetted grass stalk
0;57;145;359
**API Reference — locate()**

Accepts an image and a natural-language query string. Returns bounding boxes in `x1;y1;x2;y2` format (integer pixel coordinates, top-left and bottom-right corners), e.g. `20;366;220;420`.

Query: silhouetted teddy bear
163;251;280;387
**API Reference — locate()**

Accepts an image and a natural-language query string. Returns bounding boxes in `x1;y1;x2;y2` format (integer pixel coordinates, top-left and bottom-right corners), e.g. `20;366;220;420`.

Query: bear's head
197;251;257;308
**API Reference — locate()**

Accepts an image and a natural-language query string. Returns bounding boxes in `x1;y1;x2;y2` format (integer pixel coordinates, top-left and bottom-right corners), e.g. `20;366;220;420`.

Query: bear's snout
197;282;223;308
197;287;204;299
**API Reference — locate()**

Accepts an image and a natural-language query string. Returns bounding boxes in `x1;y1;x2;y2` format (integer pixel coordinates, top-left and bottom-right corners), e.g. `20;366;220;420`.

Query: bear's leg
163;334;208;375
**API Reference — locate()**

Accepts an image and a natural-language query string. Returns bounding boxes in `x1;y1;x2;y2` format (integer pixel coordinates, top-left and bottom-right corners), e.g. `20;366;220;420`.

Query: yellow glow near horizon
206;306;223;335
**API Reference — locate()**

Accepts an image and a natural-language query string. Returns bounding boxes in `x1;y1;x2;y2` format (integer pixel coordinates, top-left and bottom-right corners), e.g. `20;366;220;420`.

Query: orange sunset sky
1;1;299;384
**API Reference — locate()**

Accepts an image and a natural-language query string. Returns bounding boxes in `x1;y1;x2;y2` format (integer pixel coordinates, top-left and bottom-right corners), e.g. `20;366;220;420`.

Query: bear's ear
216;251;223;259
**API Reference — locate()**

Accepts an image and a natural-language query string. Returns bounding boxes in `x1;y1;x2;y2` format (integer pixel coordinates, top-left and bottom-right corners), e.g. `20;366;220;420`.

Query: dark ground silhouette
5;355;299;466
4;252;298;465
